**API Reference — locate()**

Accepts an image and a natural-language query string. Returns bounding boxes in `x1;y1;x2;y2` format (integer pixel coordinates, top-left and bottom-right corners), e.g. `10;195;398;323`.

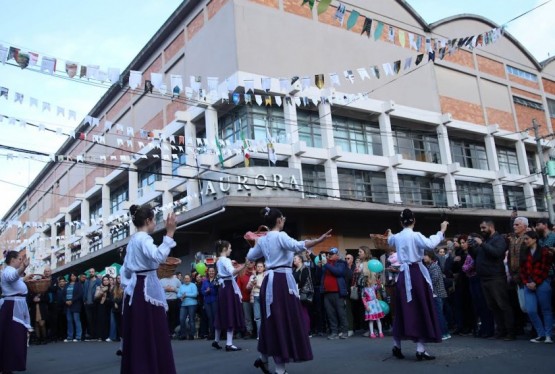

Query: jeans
242;302;253;333
205;301;218;338
323;293;347;335
469;276;494;336
180;305;197;338
433;297;449;335
109;313;117;340
84;304;97;339
524;281;553;338
66;310;82;340
253;296;261;337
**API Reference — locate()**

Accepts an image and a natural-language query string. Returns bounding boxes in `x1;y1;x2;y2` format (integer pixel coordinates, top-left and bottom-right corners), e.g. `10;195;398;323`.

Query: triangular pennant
374;21;384;41
317;0;332;15
361;17;372;37
346;10;360;31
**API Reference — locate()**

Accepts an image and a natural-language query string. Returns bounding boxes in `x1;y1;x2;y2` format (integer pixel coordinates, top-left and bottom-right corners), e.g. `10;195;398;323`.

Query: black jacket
468;232;507;279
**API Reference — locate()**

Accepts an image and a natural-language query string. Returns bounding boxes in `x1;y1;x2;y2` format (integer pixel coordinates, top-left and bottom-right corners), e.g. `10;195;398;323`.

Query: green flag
374;21;384;41
302;0;315;10
346;10;360;31
317;0;332;15
215;136;224;167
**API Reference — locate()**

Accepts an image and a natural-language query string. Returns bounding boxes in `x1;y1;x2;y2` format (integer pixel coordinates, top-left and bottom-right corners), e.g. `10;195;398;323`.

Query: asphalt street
25;332;555;374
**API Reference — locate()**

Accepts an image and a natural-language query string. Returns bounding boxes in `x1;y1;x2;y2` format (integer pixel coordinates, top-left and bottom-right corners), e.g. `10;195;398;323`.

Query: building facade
2;0;555;274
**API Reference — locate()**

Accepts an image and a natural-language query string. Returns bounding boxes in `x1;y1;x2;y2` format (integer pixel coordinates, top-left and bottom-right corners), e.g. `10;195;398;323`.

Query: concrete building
2;0;555;275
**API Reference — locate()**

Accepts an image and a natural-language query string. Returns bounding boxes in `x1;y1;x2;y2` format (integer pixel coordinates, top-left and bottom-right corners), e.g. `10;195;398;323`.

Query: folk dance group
0;206;447;373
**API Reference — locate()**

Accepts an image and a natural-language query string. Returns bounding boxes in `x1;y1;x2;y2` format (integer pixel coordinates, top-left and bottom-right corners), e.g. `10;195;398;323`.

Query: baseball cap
329;247;339;255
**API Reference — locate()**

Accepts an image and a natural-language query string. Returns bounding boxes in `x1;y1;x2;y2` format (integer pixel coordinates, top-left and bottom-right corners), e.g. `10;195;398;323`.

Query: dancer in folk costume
247;207;332;374
362;272;385;339
0;251;32;373
387;209;447;361
120;205;177;374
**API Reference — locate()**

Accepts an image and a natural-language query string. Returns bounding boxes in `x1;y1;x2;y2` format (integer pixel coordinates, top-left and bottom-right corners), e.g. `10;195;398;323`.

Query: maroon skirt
258;273;313;363
393;264;442;343
0;300;27;372
213;280;245;331
120;276;176;374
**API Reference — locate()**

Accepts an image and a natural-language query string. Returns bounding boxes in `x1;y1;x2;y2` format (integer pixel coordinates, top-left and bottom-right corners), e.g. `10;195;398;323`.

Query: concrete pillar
50;220;57;268
184;121;201;209
436;124;452;165
385;167;402;204
64;213;71;264
444;174;459;207
484;134;499;172
379;113;395;157
284;99;301;170
493;182;507;210
81;198;90;253
515;140;530;176
523;182;537;212
101;184;111;247
319;102;339;199
205;106;218;169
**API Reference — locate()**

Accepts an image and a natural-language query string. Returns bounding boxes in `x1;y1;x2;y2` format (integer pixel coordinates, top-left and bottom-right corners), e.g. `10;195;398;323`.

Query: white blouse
0;265;31;328
216;257;241;299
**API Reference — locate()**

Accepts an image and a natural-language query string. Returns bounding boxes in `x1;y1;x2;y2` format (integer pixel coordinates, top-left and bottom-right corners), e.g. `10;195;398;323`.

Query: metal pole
533;119;555;223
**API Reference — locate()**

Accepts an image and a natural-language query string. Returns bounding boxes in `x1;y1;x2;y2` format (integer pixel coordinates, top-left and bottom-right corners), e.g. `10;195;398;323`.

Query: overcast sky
0;0;553;220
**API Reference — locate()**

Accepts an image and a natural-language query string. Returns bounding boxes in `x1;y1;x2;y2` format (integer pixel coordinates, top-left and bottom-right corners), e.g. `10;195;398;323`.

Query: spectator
177;275;198;340
293;254;312;336
320;247;349;340
160;272;182;338
424;250;450;340
201;267;218;340
508;216;529;335
62;272;84;342
344;253;355;337
110;275;123;342
236;260;256;339
535;218;555;248
94;275;113;342
83;268;101;341
54;276;68;341
247;261;265;339
28;289;49;345
196;273;209;340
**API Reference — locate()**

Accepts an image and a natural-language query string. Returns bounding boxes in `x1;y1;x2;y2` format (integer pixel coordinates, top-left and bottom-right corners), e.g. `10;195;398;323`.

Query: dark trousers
84;304;97;339
469;276;495;336
323;292;348;335
204;301;218;339
481;277;514;336
166;299;180;336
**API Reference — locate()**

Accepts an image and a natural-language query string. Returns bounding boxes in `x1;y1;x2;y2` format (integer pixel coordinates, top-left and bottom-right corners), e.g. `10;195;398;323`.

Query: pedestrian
160;272;182;338
0;250;32;373
293;254;312;336
177;274;198;340
247;207;332;374
62;272;84;342
362;271;385;339
110;275;123;341
201;267;218;340
248;261;265;339
119;205;177;374
319;247;349;340
212;240;246;351
94;275;113;341
423;250;450;340
387;209;447;361
83;268;101;341
236;260;256;339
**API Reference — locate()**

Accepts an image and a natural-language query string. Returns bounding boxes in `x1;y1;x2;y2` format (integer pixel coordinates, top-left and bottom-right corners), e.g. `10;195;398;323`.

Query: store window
219;105;286;144
110;184;128;214
138;163;162;198
297;110;322;148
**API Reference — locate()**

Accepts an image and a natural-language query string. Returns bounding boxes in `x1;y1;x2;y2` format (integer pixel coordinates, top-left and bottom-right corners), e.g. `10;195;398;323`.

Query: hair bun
400;208;415;225
129;205;139;215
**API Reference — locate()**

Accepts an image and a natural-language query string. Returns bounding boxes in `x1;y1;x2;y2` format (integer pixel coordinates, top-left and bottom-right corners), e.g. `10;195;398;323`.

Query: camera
467;237;477;246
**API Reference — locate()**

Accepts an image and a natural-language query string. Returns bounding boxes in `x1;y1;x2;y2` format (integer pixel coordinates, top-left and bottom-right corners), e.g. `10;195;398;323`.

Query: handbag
244;226;269;247
299;268;314;303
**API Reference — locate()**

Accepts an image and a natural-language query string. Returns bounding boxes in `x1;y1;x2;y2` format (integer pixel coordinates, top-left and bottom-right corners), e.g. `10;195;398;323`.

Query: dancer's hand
165;213;176;237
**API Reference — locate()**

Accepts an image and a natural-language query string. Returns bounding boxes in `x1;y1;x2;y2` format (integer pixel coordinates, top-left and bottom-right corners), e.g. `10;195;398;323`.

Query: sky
0;0;553;220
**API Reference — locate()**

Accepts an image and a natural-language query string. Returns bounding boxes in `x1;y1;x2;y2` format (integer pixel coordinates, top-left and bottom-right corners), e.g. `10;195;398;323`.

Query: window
337;168;388;203
219;105;286;145
513;96;544;111
506;66;537;82
398;175;446;207
138;163;161;197
302;164;326;198
497;147;520;174
456;181;495;209
534;189;547;212
333;116;382;155
547;99;555;119
392;129;441;163
89;238;102;253
527;152;538;174
297;110;322;148
110;184;128;214
450;139;489;170
111;226;129;244
503;186;527;211
172;152;187;176
89;200;102;223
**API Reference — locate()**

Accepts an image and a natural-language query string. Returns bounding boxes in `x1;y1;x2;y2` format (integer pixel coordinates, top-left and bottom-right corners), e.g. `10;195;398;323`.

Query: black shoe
212;341;222;350
225;344;241;351
116;349;122;357
254;358;271;374
392;346;405;359
416;351;436;361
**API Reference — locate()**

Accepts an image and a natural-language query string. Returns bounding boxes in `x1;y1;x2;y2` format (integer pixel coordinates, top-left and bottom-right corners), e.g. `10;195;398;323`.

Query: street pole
533;119;555;223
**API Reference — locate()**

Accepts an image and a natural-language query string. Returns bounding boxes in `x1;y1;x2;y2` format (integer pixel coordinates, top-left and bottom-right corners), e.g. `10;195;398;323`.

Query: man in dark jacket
319;247;349;340
468;218;514;340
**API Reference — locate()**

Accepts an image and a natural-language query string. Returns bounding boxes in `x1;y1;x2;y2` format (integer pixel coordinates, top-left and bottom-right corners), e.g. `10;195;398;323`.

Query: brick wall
85;168;106;193
442;49;475;69
249;0;279;9
187;10;205;41
439;96;485;124
318;4;340;28
143;55;163;80
164;31;185;62
477;55;505;78
106;92;132;122
144;111;164;132
508;74;540;90
543;78;555;96
486;107;515;132
165;100;187;124
514;104;548;135
511;87;542;101
207;0;231;19
283;0;312;19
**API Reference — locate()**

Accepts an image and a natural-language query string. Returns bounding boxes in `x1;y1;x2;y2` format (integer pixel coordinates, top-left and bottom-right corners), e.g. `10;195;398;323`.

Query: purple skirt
393;264;442;343
121;276;176;374
258;273;313;363
213;280;245;331
0;300;27;372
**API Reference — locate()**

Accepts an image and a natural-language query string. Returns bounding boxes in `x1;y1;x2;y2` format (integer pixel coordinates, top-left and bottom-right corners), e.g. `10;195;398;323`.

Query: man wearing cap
319;248;349;340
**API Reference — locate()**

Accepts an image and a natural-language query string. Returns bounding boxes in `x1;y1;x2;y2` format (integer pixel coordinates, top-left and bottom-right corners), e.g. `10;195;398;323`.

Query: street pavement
26;332;555;374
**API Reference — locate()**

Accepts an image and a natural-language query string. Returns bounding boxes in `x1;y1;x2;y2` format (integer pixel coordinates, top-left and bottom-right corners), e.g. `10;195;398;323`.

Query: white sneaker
64;339;69;343
73;339;79;342
347;330;354;337
545;337;553;344
105;338;112;342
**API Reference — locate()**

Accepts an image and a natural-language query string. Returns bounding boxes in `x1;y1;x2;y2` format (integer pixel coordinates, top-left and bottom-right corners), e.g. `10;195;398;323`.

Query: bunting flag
266;126;277;165
317;0;332;15
335;4;346;26
315;74;325;89
374;21;384;41
66;62;78;78
346;10;359;31
215;136;224;166
361;18;372;37
0;45;8;64
302;0;315;10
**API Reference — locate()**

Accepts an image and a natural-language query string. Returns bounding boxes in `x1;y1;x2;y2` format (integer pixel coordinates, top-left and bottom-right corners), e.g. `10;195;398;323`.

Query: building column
436;124;452;165
184;121;200;210
379;113;395;157
285;99;302;170
319;102;339;199
80;197;90;253
64;213;71;265
515;140;530;176
523;182;537;212
385;167;402;204
444;174;459;207
128;165;138;235
101;184;111;247
49;220;57;268
484;134;499;172
205;106;218;168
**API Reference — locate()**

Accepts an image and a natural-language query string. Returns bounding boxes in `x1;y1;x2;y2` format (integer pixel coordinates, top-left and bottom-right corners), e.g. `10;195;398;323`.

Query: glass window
534;189;547;212
392;129;441;163
332;116;382;156
456;181;495;209
450;139;489;170
527;152;538;174
138;163;162;198
172;152;187;176
89;200;102;222
547;99;555;119
503;186;527;211
337;168;388;203
398;175;446;207
297;110;322;148
506;65;538;82
110;184;128;214
497;147;520;174
513;96;544;111
219;105;286;145
111;226;129;244
302;164;326;199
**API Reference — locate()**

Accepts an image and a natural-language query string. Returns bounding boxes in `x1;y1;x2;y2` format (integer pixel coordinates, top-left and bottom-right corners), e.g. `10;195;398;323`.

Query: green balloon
195;262;207;275
379;300;390;315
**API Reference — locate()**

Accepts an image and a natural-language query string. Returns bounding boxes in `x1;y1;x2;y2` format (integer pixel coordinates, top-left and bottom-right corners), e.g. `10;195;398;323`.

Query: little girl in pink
362;272;385;338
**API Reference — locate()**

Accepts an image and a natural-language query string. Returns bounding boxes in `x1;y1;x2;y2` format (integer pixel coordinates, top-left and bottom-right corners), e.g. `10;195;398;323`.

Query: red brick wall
514;104;548;135
477;55;505;78
164;31;185;62
144;111;165;132
106;92;132;122
439;96;485;124
442;49;475;69
187;10;205;41
85;168;106;193
283;0;312;19
508;74;540;90
207;0;230;19
143;55;162;81
249;0;279;9
511;87;542;101
318;4;340;28
486;107;515;132
165;100;187;124
542;78;555;96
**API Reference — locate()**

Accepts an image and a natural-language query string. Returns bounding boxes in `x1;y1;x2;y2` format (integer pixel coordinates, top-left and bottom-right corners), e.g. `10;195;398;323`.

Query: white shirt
216;257;242;299
1;265;27;296
160;276;181;300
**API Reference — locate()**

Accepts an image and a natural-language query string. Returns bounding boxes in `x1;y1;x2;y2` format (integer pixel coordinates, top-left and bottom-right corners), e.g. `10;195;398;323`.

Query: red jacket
520;246;552;285
236;272;253;302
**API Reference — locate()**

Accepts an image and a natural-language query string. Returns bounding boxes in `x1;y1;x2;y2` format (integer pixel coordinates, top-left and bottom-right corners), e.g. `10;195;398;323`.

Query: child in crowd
362;272;385;338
